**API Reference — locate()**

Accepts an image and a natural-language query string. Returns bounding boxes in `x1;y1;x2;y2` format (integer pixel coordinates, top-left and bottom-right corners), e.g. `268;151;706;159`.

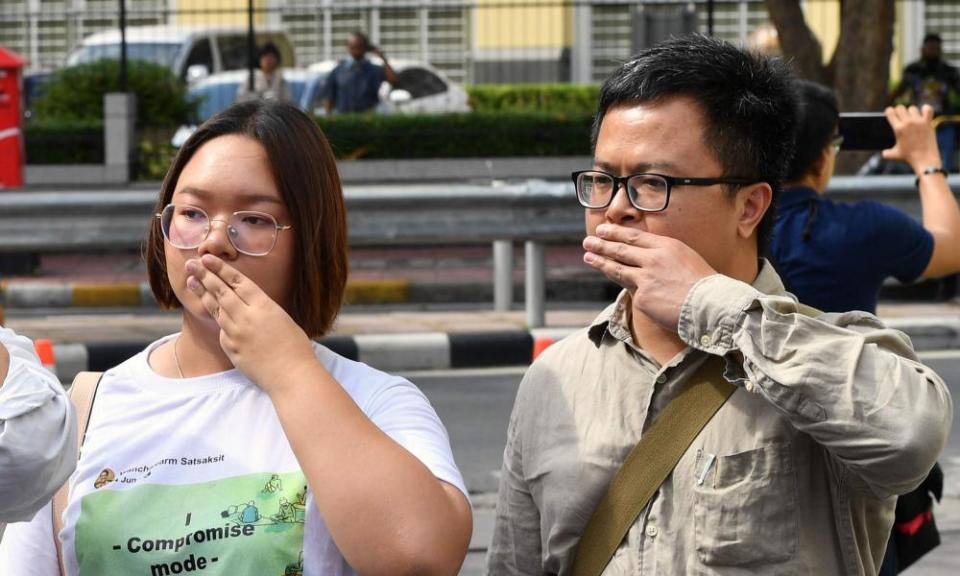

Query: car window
216;33;296;72
192;81;239;122
67;43;182;68
216;36;250;71
394;68;447;99
183;38;214;79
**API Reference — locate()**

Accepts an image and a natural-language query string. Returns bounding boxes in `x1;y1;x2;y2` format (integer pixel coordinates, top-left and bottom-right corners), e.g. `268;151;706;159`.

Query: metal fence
0;0;772;86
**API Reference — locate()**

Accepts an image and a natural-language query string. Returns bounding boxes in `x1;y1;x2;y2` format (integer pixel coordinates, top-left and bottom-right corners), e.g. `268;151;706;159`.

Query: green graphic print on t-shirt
75;471;308;575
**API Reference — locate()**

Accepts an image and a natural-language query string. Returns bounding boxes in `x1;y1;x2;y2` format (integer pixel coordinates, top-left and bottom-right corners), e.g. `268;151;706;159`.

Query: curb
36;318;960;383
42;329;578;382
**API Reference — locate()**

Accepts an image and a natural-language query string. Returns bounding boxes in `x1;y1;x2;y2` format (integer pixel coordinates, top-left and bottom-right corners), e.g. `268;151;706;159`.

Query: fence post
493;240;513;311
525;240;545;328
103;93;136;184
572;3;592;83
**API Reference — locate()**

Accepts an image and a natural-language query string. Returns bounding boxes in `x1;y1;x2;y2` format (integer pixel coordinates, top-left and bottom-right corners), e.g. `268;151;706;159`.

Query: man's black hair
258;42;281;63
785;80;838;183
591;34;798;251
923;33;943;45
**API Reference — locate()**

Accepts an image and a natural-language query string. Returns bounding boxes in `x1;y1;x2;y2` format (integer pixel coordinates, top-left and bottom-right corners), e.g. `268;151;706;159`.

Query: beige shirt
488;261;952;575
236;69;290;103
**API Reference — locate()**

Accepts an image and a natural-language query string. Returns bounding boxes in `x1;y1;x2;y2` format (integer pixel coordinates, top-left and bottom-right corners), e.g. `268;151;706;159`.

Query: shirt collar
778;185;819;209
587;258;786;347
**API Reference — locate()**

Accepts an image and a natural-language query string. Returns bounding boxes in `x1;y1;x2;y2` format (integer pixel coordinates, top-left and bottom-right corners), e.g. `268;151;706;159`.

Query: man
889;33;960;171
0;326;76;522
321;31;397;114
488;34;952;575
236;42;290;103
772;80;960;574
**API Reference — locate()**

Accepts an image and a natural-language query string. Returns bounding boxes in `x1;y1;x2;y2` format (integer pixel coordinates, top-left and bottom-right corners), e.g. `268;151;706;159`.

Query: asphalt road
408;352;960;575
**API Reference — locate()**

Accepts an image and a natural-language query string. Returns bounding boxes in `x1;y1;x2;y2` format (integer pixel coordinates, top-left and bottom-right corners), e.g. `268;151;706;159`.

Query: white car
66;25;295;84
308;58;471;115
171;68;327;147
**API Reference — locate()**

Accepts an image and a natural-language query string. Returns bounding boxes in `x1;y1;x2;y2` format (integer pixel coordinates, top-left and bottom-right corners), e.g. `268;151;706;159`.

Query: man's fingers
583;252;634;287
595;223;659;247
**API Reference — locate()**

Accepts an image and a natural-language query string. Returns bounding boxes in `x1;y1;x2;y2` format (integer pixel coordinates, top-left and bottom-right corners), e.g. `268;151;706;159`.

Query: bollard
525;241;545;328
493;240;513;311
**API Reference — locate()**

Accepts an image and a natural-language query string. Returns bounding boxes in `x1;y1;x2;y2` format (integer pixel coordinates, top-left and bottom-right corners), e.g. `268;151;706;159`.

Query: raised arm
882;104;960;278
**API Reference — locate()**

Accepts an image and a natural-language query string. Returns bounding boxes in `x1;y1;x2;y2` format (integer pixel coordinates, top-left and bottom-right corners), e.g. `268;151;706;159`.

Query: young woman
0;100;471;575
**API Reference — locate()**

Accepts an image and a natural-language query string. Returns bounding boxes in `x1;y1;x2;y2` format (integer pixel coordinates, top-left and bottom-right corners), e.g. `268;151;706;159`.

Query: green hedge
316;111;594;159
467;84;600;115
24;121;104;164
24;110;595;168
33;60;196;128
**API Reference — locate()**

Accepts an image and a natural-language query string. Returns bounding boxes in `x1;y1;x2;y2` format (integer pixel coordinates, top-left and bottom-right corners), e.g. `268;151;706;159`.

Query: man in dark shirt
321;31;397;114
890;33;960;171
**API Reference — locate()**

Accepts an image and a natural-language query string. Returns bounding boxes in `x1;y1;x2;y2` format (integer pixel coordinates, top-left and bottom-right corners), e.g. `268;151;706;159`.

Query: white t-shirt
0;327;76;522
0;334;467;575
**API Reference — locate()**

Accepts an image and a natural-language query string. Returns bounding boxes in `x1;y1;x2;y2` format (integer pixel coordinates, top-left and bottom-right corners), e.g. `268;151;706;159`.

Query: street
408;351;960;575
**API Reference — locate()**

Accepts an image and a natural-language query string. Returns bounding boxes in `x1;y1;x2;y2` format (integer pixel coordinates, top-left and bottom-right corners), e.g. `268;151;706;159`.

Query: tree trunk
831;0;896;112
766;0;827;84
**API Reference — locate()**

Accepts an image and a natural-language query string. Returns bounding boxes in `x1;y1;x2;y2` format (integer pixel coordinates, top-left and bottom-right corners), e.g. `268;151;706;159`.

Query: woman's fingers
199;255;261;305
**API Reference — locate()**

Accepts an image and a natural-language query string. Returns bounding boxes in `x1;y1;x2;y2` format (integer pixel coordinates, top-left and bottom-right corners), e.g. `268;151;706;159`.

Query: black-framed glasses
156;204;292;257
571;170;756;212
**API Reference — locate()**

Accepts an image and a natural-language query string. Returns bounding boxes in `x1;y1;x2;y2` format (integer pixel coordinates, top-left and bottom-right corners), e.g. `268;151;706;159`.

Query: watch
915;166;949;187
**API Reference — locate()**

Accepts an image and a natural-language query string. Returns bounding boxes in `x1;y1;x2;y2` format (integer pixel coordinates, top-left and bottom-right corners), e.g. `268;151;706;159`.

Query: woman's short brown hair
145;100;348;338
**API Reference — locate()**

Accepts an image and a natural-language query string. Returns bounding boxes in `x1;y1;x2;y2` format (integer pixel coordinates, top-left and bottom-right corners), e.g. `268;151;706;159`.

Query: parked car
308;58;471;114
66;25;295;84
171;68;327;147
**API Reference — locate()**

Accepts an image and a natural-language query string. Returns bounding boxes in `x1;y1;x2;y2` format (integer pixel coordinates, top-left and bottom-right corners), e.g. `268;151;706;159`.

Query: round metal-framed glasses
156;204;292;257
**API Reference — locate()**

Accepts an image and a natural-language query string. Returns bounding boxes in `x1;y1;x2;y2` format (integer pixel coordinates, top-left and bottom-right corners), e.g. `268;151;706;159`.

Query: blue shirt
769;186;934;314
320;58;386;113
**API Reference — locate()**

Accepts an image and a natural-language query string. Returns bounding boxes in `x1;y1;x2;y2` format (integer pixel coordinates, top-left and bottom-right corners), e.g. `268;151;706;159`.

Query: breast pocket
694;442;798;567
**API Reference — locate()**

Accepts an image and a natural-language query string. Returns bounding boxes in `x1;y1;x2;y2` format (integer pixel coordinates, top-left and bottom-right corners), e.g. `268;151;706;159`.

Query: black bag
893;462;944;571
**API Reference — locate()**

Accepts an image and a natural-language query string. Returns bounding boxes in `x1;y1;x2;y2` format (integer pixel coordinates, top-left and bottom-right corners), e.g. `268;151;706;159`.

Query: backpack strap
53;371;103;576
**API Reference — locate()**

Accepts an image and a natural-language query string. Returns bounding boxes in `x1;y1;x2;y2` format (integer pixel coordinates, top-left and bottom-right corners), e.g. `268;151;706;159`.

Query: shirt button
700;334;712;347
646;524;659;538
656;374;667;384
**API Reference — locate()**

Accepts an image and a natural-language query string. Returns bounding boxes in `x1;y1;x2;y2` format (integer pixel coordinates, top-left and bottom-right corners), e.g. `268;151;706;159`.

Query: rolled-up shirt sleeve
678;274;953;500
0;327;76;522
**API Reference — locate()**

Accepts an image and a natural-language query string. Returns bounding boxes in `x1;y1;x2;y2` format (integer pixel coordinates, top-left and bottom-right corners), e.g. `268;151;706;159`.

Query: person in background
771;80;960;315
321;31;397;114
889;33;960;171
0;326;76;523
236;42;290;103
771;79;960;575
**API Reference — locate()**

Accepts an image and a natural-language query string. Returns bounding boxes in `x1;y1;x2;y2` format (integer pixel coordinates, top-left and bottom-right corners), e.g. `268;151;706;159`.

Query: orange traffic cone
532;337;555;361
34;338;57;378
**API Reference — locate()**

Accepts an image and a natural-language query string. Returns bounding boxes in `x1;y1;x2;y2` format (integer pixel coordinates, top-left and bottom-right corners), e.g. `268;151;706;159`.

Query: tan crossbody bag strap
53;371;104;576
571;355;734;576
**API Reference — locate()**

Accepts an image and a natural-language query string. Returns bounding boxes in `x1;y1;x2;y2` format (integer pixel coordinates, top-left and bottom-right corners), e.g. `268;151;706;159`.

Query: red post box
0;47;25;189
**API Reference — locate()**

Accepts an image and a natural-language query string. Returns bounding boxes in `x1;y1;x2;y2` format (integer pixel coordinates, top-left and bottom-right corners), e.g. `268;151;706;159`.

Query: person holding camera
321;31;397;114
770;80;960;315
0;326;76;523
770;80;960;574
